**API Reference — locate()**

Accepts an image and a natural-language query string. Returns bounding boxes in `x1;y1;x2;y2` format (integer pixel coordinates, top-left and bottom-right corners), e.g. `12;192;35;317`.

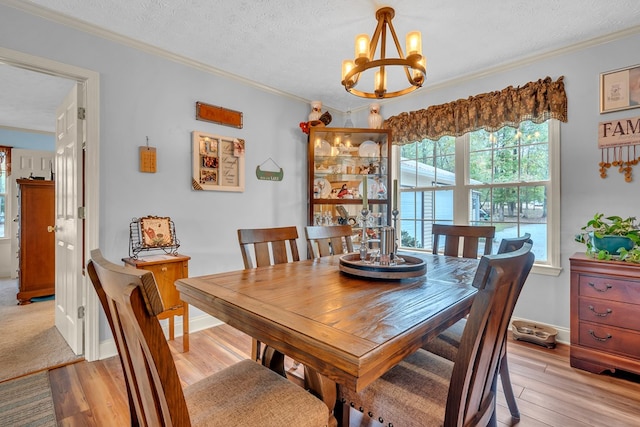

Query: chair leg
499;353;520;419
334;399;350;427
262;346;287;377
251;339;261;362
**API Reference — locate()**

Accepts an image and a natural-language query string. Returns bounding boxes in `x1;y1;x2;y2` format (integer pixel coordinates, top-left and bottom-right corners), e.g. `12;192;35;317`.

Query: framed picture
192;131;245;192
140;216;174;248
600;64;640;113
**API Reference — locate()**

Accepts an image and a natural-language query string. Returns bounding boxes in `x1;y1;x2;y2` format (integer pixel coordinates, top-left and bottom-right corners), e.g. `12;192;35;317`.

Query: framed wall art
192;130;245;192
600;64;640;113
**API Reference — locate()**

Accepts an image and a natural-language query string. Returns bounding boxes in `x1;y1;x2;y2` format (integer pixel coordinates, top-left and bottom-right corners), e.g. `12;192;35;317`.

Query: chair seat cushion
339;350;453;427
421;318;466;361
185;359;328;427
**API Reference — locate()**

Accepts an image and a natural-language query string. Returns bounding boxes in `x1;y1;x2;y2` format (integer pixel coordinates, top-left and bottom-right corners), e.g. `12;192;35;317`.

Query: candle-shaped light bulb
405;31;422;59
355;34;370;63
375;69;387;93
342;59;355;85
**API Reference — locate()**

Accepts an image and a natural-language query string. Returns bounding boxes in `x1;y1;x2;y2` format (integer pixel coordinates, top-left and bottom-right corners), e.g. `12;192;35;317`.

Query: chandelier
341;7;426;99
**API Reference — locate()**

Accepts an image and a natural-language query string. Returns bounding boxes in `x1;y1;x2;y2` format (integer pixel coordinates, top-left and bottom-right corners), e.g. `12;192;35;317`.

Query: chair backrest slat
444;243;534;426
305;225;354;258
237;226;300;268
432;224;495;258
89;249;190;426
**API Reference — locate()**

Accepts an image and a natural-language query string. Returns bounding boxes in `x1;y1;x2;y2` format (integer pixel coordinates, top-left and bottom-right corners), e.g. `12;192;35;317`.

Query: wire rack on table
129;216;180;259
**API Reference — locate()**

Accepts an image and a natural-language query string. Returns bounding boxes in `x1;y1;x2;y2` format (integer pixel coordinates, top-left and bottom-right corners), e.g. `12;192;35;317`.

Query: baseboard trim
98;314;222;360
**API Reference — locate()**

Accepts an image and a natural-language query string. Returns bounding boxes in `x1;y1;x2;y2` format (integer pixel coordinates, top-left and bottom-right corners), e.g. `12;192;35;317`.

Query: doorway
0;46;100;362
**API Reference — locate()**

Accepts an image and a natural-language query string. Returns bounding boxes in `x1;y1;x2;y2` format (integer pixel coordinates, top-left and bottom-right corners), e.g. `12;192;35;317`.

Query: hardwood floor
49;324;640;426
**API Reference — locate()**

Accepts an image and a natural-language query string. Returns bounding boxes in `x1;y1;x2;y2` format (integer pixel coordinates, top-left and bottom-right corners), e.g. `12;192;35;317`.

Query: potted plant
575;213;640;262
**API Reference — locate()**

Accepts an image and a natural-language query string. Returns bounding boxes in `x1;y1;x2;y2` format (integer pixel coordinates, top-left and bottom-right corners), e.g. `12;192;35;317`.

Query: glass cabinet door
308;127;392;240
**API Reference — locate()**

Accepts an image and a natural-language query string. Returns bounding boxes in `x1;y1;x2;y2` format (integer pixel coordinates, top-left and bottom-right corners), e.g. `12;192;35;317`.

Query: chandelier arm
386;19;406;60
368;16;385;60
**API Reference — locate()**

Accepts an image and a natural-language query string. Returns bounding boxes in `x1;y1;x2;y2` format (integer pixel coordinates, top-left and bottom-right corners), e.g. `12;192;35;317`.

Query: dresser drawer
578;322;640;359
578;297;640;330
578;274;640;303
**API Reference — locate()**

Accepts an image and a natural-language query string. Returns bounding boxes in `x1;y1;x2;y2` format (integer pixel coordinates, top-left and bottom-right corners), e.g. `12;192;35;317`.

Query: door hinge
78;305;85;319
78;206;86;219
77;107;86;120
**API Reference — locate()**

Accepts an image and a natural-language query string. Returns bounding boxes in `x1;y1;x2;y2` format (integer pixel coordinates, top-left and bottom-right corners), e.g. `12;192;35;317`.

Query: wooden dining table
175;252;478;414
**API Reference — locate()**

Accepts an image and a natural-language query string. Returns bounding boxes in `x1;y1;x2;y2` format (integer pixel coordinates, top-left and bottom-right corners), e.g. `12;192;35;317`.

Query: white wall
2;3;639;346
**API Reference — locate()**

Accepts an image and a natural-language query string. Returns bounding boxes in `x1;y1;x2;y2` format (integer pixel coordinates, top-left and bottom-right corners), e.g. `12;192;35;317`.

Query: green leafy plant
575;213;640;261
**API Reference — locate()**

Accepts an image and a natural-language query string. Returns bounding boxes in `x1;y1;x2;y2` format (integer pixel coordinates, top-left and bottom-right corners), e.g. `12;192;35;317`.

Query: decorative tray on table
338;253;427;280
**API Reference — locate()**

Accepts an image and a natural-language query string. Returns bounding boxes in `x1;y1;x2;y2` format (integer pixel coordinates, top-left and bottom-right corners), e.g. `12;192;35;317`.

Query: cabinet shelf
311;198;387;204
308;127;392;228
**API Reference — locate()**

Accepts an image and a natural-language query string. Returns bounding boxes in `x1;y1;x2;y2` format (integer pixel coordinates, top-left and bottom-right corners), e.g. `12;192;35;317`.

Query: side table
123;253;190;352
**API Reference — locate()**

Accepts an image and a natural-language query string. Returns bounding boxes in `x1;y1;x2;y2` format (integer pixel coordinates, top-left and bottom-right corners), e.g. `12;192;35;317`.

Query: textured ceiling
3;0;640;132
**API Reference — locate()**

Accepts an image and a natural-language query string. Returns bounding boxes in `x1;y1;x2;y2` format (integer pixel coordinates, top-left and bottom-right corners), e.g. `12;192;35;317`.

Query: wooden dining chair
337;243;534;427
87;259;140;427
305;225;354;259
421;233;532;420
432;223;496;258
237;226;300;362
88;249;331;427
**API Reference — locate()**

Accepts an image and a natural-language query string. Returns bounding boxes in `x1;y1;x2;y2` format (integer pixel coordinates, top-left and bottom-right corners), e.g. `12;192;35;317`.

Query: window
397;119;560;274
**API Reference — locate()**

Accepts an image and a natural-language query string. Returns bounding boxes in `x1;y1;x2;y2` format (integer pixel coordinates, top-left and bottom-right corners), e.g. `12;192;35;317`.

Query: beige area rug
0;280;83;383
0;371;57;426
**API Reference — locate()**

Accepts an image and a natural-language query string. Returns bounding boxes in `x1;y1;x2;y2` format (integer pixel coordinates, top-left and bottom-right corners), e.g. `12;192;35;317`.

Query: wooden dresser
122;253;190;352
16;179;55;305
570;252;640;375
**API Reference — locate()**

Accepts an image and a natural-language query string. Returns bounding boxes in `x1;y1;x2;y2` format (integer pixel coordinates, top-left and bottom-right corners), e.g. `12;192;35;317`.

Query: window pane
521;142;549;181
469;150;491;183
468;185;548;262
400;137;456;189
400;189;453;249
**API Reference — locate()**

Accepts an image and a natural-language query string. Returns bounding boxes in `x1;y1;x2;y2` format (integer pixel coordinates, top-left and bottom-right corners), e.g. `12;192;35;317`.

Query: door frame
0;46;101;361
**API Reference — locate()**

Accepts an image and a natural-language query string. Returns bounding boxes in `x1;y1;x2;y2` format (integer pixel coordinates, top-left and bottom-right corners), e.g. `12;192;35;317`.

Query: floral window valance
0;146;11;176
384;76;568;145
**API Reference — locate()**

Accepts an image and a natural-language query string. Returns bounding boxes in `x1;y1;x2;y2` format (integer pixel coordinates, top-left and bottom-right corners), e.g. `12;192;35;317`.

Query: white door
54;83;84;355
9;149;55;279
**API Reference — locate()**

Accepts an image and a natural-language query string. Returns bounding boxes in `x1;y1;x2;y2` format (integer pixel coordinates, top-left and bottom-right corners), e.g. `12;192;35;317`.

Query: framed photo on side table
140;216;174;248
600;64;640;113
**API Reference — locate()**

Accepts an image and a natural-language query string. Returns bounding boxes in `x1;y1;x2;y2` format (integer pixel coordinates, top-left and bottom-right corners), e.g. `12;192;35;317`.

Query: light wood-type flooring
48;324;640;427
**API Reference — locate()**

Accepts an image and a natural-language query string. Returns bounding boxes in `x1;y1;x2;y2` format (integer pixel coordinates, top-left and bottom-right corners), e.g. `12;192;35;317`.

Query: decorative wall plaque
196;101;243;128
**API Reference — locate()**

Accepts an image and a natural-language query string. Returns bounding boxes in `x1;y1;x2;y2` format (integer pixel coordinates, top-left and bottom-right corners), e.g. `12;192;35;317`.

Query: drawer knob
588;330;612;342
587;282;612;293
587;305;612;317
161;267;168;272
